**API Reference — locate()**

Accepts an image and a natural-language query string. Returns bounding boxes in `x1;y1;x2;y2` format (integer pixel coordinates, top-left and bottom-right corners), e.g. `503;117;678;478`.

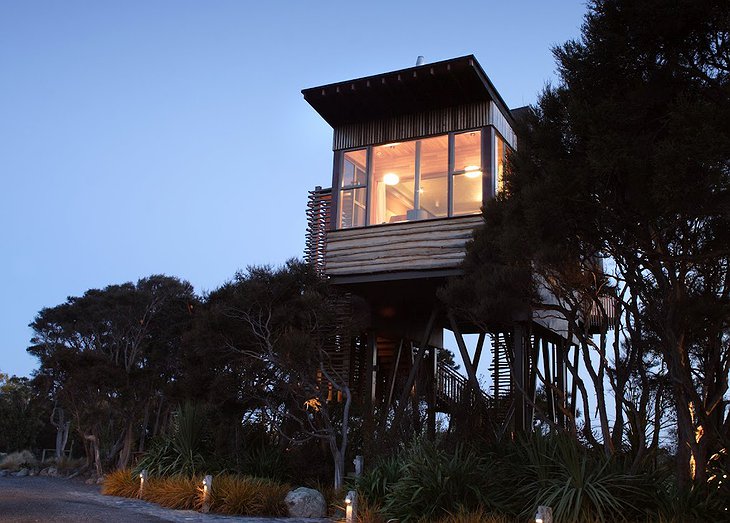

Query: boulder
40;466;59;477
15;468;29;477
0;469;8;477
285;487;327;518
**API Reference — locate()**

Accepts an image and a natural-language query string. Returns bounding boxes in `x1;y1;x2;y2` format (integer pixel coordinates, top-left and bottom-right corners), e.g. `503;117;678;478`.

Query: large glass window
336;129;486;229
452;130;483;215
338;149;367;228
369;136;448;225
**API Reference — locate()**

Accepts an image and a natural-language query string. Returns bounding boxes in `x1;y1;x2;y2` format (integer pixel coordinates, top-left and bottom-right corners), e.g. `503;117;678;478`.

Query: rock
84;477;96;485
28;469;37;476
285;487;327;518
15;468;29;477
0;469;8;477
96;476;105;485
46;466;59;477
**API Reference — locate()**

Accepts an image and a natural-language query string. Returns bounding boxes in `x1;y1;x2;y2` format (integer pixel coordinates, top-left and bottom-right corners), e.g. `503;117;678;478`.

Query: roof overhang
302;55;515;129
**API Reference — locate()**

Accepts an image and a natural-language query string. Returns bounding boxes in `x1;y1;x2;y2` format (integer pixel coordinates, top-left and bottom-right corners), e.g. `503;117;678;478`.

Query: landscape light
383;172;400;185
345;490;357;523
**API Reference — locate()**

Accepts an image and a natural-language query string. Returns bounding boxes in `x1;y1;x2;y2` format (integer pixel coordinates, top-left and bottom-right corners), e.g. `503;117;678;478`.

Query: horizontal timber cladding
325;215;483;276
332;101;490;150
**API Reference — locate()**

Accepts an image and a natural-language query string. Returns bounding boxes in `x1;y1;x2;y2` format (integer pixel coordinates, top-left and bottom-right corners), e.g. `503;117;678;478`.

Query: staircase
435;360;492;414
488;332;515;424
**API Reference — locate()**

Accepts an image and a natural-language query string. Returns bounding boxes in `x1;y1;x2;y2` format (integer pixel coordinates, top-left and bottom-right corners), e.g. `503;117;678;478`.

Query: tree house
303;56;591;435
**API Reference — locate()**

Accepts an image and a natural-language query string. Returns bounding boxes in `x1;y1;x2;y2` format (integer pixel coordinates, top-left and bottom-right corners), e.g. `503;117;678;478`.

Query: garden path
0;476;330;523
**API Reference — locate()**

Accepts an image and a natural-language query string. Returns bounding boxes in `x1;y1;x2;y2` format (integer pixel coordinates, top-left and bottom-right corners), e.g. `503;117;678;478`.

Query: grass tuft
209;474;289;516
142;475;202;510
432;506;516;523
0;450;37;470
102;468;139;498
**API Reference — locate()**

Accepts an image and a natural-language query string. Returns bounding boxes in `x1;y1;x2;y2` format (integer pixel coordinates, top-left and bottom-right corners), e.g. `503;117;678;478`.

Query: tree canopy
448;0;729;488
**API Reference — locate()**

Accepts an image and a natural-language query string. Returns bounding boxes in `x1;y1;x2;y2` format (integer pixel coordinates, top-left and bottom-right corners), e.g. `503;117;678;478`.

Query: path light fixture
345;490;357;523
138;469;147;499
535;505;553;523
201;475;212;513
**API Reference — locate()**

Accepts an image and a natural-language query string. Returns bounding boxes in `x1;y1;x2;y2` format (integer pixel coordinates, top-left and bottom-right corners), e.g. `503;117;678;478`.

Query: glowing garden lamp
201;475;212;513
345;490;357;523
138;469;147;498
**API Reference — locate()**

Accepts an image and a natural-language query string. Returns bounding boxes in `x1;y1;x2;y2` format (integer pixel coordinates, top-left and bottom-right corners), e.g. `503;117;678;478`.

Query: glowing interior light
464;165;482;178
383;172;400;185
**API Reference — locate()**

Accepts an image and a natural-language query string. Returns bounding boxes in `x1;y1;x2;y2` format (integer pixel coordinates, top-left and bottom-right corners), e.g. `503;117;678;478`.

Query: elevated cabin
303;56;594;434
304;55;515;281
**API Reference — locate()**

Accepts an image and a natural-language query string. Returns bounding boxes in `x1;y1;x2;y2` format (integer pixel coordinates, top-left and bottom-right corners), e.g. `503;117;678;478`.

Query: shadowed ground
0;476;329;523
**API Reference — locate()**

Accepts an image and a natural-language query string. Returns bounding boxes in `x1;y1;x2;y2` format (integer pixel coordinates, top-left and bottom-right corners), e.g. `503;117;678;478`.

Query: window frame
335;127;491;230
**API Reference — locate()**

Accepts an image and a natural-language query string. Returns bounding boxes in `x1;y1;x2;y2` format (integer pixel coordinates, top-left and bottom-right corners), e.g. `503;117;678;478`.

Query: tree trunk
117;421;135;470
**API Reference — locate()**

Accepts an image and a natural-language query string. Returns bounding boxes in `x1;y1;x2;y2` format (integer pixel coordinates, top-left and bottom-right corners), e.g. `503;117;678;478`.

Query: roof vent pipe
415;56;425;66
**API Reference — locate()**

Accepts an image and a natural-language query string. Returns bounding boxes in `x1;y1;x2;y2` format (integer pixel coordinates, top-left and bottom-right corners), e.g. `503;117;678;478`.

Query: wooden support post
556;340;567;427
527;334;539;428
473;332;486;370
512;324;527;433
541;337;555;424
384;339;404;412
392;308;438;428
448;312;480;395
570;344;579;421
427;346;437;439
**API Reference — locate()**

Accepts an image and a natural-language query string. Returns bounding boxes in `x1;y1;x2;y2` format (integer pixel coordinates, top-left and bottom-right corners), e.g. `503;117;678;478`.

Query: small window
452;131;482;215
496;134;506;194
339;149;368;228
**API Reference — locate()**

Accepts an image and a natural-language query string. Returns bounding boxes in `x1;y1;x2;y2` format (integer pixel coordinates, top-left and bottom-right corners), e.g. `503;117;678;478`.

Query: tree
454;0;729;488
0;373;45;452
28;275;198;474
220;260;354;490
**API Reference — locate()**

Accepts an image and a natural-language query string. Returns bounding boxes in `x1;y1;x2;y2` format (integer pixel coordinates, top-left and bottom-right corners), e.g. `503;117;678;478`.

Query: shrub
209;474;288;516
102;468;139;498
135;402;210;477
142;475;202;510
0;450;37;470
358;454;403;505
434;507;515;523
357;498;388;523
383;441;492;522
242;446;289;481
513;435;656;523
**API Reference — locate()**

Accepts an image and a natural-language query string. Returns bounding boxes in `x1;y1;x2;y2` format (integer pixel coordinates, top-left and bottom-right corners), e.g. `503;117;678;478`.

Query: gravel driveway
0;476;329;523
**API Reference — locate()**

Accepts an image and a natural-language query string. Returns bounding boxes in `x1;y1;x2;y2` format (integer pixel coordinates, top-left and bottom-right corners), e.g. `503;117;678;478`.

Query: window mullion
448;133;455;217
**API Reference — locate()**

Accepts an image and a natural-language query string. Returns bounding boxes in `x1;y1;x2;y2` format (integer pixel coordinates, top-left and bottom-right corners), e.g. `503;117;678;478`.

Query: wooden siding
325;215;483;276
489;100;517;149
332;102;490;150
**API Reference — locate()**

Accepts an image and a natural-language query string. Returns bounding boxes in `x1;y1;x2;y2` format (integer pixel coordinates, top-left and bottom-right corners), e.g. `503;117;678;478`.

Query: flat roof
302;55;516;129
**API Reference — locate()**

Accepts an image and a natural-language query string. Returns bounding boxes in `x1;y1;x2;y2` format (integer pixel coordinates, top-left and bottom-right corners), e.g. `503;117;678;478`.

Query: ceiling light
383;172;400;185
464;165;482;178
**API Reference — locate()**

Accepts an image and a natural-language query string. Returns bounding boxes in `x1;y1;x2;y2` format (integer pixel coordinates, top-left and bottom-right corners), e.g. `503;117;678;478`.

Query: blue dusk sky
1;1;587;378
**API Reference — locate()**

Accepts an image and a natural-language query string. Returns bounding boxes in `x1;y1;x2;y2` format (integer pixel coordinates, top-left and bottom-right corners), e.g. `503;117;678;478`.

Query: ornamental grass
208;474;289;516
141;475;202;510
101;468;139;498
